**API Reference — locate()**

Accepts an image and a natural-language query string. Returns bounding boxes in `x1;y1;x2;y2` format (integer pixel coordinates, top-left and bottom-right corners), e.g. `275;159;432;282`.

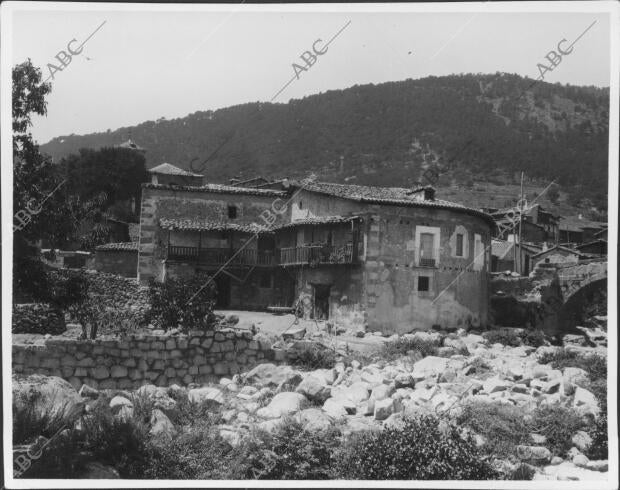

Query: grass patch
336;415;498;480
457;402;586;460
538;348;606;383
382;336;439;360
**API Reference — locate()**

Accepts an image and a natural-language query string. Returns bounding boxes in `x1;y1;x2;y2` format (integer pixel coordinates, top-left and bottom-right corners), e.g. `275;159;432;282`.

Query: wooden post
518;171;524;274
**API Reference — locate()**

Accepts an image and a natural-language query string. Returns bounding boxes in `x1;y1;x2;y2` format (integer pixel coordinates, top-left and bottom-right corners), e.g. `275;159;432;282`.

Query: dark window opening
228;205;237;219
299;201;303;209
259;272;272;288
418;276;430;292
456;233;464;256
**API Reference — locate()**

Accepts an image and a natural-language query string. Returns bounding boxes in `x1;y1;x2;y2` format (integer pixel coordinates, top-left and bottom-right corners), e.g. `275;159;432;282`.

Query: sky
8;4;612;145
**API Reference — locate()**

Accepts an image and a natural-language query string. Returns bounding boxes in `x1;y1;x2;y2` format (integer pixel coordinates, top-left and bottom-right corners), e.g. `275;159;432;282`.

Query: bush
530;406;585;456
232;419;342;480
538;349;607;382
48;270;89;310
146;274;217;332
483;328;546;348
586;411;608;460
291;343;337;370
142;421;234;479
70;299;142;339
483;329;521;347
382;336;439;360
457;402;531;459
458;402;586;459
508;464;536;480
336;415;498;480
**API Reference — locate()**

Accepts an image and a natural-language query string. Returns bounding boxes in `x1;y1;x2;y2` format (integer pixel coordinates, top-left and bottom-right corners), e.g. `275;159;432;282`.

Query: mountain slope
40;73;609;204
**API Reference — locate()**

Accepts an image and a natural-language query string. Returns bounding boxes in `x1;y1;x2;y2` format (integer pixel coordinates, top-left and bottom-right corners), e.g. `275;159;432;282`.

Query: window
418;276;430;292
419;232;435;266
299;201;303;209
456;233;464;257
228;205;237;219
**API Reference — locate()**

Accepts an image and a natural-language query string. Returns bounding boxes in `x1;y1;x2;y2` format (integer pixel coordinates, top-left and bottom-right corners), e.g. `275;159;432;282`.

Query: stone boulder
331;382;371;404
323;397;356;418
296;375;331;403
188;387;225;405
256;392;306;419
571;431;593;452
516;445;552;463
13;374;84;422
572;387;600;418
296;408;334;431
149;409;176;439
411;356;451;380
374;398;395;420
243;363;302;389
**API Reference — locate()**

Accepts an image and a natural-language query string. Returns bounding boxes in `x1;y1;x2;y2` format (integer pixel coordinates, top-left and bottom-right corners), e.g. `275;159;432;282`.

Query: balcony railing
279;243;355;266
418;257;437;267
167;245;275;266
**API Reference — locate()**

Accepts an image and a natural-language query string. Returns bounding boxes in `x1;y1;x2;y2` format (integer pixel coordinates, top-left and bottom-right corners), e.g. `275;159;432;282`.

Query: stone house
137;178;494;334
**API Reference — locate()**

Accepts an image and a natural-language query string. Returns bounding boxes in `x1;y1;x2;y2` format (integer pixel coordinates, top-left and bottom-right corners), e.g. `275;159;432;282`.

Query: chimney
423;187;435;200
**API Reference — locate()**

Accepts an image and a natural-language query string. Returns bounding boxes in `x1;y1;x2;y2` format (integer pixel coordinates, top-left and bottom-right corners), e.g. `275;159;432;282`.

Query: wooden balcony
167;245;275;267
279;243;356;266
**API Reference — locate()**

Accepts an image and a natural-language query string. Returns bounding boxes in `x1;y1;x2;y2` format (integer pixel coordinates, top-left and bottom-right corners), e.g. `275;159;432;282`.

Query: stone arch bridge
543;260;607;334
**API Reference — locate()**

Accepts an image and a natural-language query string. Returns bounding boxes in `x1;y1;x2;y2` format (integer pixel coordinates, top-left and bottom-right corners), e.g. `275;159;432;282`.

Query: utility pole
518;171;524;275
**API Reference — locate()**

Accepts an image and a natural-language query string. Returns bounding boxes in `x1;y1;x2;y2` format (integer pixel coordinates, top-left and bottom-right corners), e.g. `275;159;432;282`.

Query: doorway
214;275;231;308
313;284;331;320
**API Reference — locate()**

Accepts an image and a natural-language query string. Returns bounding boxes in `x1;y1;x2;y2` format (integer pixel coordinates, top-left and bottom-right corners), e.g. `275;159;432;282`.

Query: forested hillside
41;73;609;209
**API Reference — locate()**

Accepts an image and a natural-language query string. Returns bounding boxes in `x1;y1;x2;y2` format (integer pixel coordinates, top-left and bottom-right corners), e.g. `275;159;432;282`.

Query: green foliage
586;411;608;460
146;274;217;332
508;464;536;480
538;349;606;382
291;343;337;370
233;419;342;479
60;146;148;207
382;336;439;360
12;255;51;303
483;329;522;347
40;73;609;205
530;406;585;456
47;270;89;309
71;299;142;339
12;391;67;446
457;402;531;459
483;328;546;348
142;421;234;479
458;402;586;459
337;415;498;480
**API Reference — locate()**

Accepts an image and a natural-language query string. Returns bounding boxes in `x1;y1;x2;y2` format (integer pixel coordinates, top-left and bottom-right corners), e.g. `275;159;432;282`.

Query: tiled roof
296;181;494;225
95;242;139;252
559;216;607;232
274;215;361;230
532;245;585;258
148;163;203;177
159;218;272;234
143;182;287;197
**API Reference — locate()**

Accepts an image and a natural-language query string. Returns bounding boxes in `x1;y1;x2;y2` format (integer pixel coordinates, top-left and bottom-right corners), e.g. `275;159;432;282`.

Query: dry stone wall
12;329;286;391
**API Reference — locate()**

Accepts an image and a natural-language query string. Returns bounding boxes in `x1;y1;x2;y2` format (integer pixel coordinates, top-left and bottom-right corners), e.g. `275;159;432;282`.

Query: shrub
70;299;142;339
483;329;521;347
142;421;234;479
508;464;536;480
538;349;606;382
382;336;439;360
336;415;498;480
458;402;586;459
291;343;337;370
12;391;67;445
146;274;217;332
530;406;585;456
232;419;342;480
48;270;89;310
586;411;608;460
483;329;546;348
457;402;531;459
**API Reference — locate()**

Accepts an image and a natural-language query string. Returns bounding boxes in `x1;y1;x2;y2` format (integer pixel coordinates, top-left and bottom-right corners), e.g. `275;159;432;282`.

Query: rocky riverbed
13;321;609;481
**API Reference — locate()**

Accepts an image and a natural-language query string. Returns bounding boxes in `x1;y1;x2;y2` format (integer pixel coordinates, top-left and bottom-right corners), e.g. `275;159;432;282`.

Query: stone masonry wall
12;329;285;391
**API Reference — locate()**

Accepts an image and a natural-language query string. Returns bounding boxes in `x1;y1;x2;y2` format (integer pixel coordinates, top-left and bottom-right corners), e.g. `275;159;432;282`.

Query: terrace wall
12;329;286;391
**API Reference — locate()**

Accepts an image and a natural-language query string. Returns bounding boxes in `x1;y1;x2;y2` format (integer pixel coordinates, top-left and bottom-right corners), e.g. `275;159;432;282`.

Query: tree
60;147;148;216
547;183;560;204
